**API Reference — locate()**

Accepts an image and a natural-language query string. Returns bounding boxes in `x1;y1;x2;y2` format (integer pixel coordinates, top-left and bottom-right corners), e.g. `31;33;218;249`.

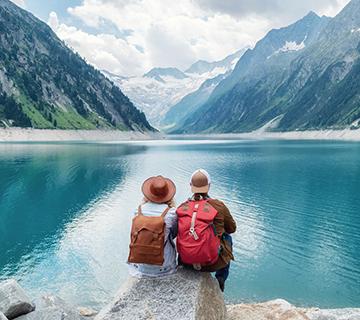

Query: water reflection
0;143;145;277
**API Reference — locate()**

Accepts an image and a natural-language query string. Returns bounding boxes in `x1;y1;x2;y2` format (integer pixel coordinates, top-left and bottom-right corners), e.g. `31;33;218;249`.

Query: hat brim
142;177;176;204
191;185;209;194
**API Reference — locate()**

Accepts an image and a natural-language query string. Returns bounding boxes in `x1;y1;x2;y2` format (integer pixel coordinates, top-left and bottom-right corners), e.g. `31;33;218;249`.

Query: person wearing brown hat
176;169;236;292
128;175;178;277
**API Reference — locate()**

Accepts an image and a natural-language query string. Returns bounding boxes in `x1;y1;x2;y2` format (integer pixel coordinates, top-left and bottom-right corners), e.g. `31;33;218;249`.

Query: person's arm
221;202;236;234
208;199;237;234
168;208;178;239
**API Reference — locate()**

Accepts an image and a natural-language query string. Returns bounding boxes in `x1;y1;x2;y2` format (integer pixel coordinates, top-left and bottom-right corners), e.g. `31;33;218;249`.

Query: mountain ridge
174;3;360;134
144;67;188;81
161;71;230;129
108;49;246;127
185;48;248;75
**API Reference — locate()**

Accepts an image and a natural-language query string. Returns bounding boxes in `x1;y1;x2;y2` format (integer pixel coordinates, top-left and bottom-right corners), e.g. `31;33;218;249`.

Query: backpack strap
137;204;170;217
161;206;171;218
189;202;200;240
137;205;143;216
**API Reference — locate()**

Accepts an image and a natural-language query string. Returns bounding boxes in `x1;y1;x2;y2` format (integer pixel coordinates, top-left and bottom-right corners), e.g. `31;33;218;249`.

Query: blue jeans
215;234;233;281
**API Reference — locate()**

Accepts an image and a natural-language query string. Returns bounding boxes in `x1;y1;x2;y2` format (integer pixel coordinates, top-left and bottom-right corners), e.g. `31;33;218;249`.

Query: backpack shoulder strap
178;200;190;208
137;205;143;216
137;204;170;217
161;206;171;218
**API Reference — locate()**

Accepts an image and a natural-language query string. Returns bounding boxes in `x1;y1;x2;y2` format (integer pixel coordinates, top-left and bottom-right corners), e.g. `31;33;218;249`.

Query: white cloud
195;0;351;23
47;0;350;76
48;11;59;30
48;15;146;76
10;0;25;8
320;0;351;16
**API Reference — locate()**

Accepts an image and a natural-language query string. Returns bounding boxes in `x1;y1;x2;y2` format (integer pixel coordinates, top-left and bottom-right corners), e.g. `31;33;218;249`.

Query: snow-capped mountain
185;49;246;74
161;71;231;130
175;3;360;134
144;67;188;81
103;49;247;128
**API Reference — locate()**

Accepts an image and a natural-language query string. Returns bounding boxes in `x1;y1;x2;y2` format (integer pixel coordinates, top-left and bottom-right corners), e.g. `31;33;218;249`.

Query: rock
16;295;85;320
305;308;360;320
227;299;308;320
226;300;360;320
78;307;98;317
95;267;226;320
0;312;8;320
0;279;35;319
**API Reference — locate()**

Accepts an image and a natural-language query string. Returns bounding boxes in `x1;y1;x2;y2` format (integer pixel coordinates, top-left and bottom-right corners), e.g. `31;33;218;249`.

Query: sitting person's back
128;176;177;277
176;169;236;291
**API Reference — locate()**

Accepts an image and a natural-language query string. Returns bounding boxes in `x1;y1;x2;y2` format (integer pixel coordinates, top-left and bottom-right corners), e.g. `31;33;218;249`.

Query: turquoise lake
0;140;360;309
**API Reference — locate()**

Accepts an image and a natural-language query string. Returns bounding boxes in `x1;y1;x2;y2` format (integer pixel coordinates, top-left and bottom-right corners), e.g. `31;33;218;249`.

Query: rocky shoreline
1;276;360;320
227;300;360;320
0;279;97;320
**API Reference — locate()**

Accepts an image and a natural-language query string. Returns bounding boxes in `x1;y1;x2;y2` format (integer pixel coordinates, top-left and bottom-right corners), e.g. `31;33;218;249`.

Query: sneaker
216;276;225;292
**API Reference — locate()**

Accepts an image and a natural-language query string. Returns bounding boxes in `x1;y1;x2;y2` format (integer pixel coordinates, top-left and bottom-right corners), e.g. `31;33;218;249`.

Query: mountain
185;49;247;75
276;0;360;130
209;11;328;102
161;72;230;130
107;49;245;128
103;70;208;128
175;1;360;133
0;0;153;131
144;67;188;81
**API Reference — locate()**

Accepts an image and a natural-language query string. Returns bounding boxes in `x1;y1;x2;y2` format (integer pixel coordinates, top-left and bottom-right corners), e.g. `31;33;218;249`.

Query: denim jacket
128;202;178;277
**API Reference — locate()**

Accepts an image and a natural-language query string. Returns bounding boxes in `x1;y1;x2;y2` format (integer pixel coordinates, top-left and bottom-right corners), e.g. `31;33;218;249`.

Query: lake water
0;140;360;309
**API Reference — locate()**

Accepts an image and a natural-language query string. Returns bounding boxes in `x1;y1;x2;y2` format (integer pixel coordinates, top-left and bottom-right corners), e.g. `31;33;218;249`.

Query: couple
127;169;236;291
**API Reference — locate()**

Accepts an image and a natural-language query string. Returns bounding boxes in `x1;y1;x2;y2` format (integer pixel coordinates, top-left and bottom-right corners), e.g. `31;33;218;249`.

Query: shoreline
170;128;360;142
0;128;163;142
1;127;360;142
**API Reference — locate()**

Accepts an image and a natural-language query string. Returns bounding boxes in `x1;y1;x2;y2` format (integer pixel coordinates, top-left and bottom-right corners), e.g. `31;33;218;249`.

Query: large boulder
16;295;89;320
0;280;35;319
0;312;8;320
226;299;360;320
96;267;226;320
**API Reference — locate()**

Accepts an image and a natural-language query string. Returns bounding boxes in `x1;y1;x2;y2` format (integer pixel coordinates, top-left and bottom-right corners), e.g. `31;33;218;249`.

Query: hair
142;196;176;208
193;193;210;201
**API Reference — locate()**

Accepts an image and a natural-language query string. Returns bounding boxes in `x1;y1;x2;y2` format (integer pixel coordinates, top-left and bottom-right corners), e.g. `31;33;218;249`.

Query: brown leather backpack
127;205;170;266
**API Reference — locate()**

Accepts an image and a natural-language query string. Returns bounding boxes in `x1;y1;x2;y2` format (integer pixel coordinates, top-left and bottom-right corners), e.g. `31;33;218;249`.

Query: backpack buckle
189;227;199;240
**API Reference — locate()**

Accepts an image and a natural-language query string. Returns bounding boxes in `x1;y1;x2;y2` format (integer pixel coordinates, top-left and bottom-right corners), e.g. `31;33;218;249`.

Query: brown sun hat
142;175;176;204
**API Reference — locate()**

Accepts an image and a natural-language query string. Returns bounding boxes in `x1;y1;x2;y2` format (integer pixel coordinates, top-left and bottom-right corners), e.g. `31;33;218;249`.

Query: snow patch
277;40;306;53
254;115;284;133
351;28;360;33
267;37;306;59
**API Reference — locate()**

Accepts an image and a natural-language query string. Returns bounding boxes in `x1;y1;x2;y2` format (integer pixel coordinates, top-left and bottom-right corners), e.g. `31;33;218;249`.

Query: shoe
216;276;225;292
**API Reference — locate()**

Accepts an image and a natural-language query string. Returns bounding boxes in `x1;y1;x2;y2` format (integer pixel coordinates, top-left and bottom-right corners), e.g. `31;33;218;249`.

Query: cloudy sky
11;0;350;76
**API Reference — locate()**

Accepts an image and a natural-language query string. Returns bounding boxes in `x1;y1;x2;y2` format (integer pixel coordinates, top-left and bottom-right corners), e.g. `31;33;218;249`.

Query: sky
11;0;351;76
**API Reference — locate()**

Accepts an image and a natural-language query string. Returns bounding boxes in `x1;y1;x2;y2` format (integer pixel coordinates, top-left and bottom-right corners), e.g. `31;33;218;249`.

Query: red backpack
176;199;220;266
